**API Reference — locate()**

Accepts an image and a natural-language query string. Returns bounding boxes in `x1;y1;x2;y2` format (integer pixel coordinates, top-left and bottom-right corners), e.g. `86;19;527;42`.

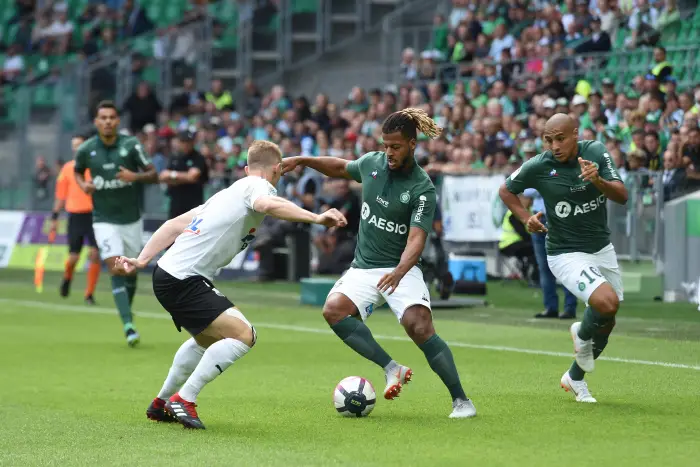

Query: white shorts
547;243;624;305
328;266;431;322
93;220;144;260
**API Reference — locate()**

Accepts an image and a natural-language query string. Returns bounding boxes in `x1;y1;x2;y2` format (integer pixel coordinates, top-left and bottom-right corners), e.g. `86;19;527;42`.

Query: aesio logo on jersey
92;175;131;190
361;202;407;234
554;194;606;218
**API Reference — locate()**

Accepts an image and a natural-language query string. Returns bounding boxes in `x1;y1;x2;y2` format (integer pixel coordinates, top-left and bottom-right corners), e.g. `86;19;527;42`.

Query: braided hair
381;107;443;141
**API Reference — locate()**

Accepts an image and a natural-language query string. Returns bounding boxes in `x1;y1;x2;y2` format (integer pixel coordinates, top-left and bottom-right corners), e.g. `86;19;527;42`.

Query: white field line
2;298;700;372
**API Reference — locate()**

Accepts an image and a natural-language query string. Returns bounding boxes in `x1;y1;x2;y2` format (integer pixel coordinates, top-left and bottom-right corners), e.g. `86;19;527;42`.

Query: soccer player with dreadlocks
281;108;476;418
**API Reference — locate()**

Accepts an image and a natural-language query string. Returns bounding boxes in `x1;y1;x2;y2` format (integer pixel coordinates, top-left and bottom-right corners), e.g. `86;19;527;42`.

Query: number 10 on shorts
578;266;603;291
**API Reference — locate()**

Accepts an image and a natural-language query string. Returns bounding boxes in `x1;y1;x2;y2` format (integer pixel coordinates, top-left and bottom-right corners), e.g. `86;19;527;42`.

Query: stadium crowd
32;0;700;274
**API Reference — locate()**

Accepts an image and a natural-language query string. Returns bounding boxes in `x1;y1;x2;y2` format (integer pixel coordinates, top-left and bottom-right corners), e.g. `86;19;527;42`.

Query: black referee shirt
167;150;209;218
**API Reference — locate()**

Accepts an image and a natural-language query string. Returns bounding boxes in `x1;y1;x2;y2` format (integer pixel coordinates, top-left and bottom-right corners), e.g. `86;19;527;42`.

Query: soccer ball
333;376;376;417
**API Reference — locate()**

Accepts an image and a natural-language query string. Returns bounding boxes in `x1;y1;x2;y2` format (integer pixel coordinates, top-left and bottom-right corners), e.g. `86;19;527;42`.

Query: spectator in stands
43;3;73;54
656;0;681;32
575;16;611;54
499;194;537;286
649;46;673;83
489;24;515;62
2;44;25;83
643;131;662;170
121;0;154;38
626;0;660;48
662;149;685;201
313;179;360;275
170;77;204;113
206;79;234;111
682;126;700;191
122;81;162;134
400;47;417;81
34;155;51;200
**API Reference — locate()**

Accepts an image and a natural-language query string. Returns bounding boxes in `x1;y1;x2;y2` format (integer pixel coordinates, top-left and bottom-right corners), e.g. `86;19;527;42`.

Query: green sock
419;334;467;401
569;317;615;381
330;317;393;368
125;274;138;306
111;275;133;327
578;306;615;340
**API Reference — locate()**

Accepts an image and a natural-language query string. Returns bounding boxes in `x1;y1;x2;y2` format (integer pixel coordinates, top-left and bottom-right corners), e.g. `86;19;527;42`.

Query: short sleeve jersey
157;176;277;281
55;160;93;214
505;140;621;255
74;135;152;224
346;151;436;269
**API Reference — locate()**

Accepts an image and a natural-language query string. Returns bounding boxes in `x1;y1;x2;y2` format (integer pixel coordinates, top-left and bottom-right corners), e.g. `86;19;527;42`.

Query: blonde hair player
114;140;347;429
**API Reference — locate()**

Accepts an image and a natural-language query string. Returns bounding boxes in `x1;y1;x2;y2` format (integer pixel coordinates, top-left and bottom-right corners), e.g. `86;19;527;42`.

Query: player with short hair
499;113;628;403
114;140;347;429
281;108;476;419
51;134;101;304
74;101;158;347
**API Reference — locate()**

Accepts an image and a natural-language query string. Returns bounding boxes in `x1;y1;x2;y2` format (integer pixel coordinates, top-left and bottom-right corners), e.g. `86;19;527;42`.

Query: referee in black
158;129;209;218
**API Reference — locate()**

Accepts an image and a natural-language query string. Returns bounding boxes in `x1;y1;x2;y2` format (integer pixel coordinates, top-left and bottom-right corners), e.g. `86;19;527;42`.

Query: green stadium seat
141;65;160;84
614;28;629;49
293;0;318;13
31;84;57;108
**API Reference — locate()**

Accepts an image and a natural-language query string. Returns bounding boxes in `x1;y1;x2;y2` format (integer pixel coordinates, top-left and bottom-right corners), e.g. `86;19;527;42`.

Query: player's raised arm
281;156;357;181
253;195;347;228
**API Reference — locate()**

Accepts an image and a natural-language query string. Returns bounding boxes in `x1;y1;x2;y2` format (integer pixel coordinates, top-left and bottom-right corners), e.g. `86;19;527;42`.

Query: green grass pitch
2;269;700;466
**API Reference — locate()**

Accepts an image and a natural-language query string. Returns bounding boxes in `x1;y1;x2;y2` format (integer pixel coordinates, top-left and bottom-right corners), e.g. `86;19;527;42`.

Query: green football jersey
346;151;436;269
505;140;622;255
74;134;152;224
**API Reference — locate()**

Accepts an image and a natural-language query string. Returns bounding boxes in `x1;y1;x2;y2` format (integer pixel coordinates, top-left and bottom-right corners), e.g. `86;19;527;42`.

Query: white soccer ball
334;376;376;417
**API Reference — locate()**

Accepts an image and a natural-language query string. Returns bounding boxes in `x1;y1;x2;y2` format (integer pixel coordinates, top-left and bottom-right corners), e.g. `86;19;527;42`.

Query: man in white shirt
115;140;347;430
2;45;25;82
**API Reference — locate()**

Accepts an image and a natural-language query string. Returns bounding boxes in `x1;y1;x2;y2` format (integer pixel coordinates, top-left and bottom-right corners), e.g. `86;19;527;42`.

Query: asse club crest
400;191;410;204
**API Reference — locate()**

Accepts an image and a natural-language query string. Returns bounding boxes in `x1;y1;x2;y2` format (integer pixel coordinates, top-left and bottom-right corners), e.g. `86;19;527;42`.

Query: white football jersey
157;176;276;281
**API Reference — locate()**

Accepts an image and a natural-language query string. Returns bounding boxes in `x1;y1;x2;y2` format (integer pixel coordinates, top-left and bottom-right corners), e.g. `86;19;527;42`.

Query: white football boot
449;398;477;418
570;322;595;372
383;365;412;400
560;371;597;403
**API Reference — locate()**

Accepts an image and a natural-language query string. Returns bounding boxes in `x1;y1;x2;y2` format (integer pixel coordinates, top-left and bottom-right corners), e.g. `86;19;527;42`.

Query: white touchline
2;298;700;371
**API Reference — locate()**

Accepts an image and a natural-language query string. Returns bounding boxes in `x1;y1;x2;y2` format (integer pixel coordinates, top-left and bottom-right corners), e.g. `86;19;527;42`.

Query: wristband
170;171;177;180
51;212;59;221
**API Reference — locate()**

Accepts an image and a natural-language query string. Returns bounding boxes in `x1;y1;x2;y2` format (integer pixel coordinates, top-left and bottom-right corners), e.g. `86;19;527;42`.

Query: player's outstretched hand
115;256;147;274
377;269;406;295
280;157;300;176
578;157;600;183
526;211;548;233
317;208;347;228
116;166;137;183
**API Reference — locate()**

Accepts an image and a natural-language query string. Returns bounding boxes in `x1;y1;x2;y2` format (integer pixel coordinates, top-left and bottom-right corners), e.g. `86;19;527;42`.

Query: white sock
157;338;206;400
384;360;399;374
178;338;250;403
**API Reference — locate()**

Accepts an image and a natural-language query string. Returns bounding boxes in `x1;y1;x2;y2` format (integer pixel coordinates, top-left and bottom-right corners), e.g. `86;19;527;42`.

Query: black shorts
152;265;234;336
67;212;97;254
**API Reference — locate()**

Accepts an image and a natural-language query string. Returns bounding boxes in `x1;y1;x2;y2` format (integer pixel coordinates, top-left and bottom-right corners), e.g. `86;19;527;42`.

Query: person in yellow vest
499;195;536;284
649;46;673;93
205;79;234;111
